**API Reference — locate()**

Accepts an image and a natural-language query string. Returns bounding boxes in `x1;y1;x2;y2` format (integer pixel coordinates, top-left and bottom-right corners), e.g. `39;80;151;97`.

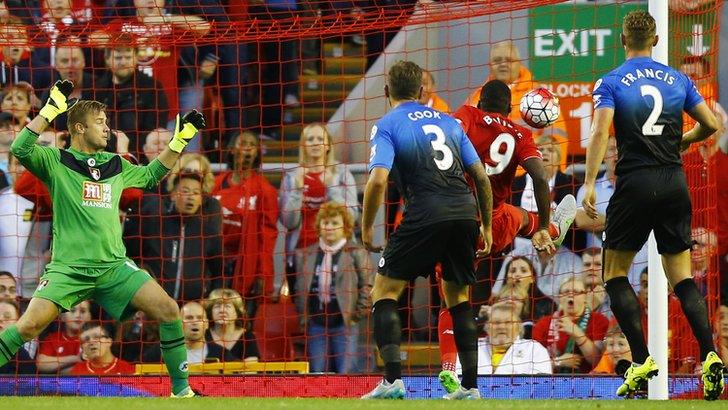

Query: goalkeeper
0;80;204;398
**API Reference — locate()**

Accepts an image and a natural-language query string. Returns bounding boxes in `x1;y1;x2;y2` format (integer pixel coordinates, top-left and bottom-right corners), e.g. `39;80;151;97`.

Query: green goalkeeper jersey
10;127;169;273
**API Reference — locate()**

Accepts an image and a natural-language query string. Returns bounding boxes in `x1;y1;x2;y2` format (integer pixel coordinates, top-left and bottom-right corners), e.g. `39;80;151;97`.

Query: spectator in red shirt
70;321;135;375
36;300;91;374
533;277;609;373
212;131;278;309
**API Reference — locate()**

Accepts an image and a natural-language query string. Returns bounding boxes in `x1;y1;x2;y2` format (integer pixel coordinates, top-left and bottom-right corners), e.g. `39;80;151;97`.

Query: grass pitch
4;398;726;410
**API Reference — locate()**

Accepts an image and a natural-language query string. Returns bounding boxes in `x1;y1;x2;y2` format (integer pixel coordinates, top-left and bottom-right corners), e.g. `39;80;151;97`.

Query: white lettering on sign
534;28;611;57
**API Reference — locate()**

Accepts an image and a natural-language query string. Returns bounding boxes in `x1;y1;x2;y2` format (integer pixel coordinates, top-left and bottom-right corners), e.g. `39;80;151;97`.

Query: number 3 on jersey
423;124;454;170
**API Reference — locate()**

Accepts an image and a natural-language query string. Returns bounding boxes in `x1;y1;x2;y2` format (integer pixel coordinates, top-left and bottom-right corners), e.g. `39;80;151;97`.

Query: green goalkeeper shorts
33;259;153;321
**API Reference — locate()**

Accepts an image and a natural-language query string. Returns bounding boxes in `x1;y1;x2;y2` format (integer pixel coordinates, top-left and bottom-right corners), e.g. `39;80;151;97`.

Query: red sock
438;308;457;372
519;212;559;238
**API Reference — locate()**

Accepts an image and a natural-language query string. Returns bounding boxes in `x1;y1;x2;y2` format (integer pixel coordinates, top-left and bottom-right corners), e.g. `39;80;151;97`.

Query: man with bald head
41;40;94;131
465;40;569;168
180;301;210;364
143;128;173;165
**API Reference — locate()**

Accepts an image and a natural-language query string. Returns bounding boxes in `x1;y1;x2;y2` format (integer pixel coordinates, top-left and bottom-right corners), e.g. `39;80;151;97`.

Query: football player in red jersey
437;80;577;393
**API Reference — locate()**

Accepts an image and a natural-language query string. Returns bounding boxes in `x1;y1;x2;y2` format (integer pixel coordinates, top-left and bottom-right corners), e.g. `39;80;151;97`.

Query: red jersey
38;331;80;357
212;171;279;296
453;106;541;207
297;171;327;249
70;357;136;375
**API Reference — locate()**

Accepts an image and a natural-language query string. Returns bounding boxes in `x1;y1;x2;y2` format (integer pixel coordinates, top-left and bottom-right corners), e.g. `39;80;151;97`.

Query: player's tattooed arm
466;161;493;256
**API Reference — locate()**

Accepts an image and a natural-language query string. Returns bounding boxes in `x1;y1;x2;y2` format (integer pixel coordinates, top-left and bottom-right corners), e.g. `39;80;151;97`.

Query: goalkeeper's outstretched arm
155;110;206;170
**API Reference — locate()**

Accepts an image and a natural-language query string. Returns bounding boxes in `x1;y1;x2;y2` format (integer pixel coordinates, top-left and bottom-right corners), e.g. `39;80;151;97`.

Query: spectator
580;247;609;317
141;128;172;165
280;122;359;293
1;82;33;131
180;301;212;364
464;40;568;158
36;300;91;374
165;152;215;195
482;282;531;338
715;300;728;366
0;271;17;302
70;321;136;375
205;288;259;362
0;155;33;279
493;238;582;303
592;321;632;375
496;256;554;322
0;300;35;374
533;277;609;373
125;171;223;302
0;21;53;92
419;69;450;113
0;112;13;179
40;39;95;131
512;134;584;251
115;310;158;364
295;201;373;373
691;227;717;281
458;302;551;375
37;0;99;69
92;0;211;130
85;35;169;157
212;131;278;314
143;301;218;364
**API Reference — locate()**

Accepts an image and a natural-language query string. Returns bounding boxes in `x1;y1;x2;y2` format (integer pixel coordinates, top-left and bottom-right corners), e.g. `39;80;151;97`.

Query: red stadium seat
253;299;301;361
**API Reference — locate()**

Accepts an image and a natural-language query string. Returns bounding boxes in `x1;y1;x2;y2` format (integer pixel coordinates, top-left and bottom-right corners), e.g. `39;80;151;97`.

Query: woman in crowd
295;201;373;373
1;82;33;131
532;277;609;373
280;122;359;293
212;131;278;317
205;288;259;362
501;256;555;322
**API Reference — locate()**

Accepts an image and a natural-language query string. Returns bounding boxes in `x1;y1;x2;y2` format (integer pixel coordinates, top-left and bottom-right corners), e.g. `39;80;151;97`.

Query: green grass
3;398;726;410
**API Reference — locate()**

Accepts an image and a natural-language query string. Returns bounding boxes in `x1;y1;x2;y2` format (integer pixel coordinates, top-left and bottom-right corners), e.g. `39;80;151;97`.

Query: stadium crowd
0;0;726;379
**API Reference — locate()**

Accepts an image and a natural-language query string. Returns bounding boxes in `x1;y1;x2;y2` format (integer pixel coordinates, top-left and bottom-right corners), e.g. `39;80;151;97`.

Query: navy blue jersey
368;101;480;227
593;56;703;175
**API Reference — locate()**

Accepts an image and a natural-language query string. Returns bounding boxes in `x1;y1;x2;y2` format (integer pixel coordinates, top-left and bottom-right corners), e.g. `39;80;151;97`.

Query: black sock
449;301;477;390
373;298;401;383
673;278;715;361
605;276;650;364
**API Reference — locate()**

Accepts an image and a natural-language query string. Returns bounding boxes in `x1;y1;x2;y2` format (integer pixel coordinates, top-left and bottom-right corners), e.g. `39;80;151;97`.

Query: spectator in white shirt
458;302;552;375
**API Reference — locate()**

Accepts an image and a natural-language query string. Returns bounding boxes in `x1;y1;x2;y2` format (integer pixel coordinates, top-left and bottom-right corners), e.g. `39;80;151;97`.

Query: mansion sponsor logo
82;181;112;209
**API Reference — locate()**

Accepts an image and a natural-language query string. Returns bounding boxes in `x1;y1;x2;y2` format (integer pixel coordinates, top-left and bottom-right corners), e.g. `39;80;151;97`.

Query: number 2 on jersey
640;85;665;136
486;133;515;176
423;124;454;170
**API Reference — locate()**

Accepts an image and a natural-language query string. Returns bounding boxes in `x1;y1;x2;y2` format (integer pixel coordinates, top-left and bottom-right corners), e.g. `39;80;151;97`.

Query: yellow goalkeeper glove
39;79;76;123
169;110;206;153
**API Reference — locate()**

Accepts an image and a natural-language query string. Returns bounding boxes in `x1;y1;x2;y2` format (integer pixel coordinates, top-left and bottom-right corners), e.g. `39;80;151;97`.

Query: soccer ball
519;88;560;129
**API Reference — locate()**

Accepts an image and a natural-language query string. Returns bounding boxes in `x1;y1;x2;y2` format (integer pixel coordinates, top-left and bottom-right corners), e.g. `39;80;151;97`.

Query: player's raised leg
662;251;725;400
130;280;191;398
0;298;58;367
361;274;407;399
603;248;657;396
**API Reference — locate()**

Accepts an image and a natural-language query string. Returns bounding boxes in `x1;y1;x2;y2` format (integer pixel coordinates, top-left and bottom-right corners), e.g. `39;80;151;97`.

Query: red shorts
491;203;525;254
